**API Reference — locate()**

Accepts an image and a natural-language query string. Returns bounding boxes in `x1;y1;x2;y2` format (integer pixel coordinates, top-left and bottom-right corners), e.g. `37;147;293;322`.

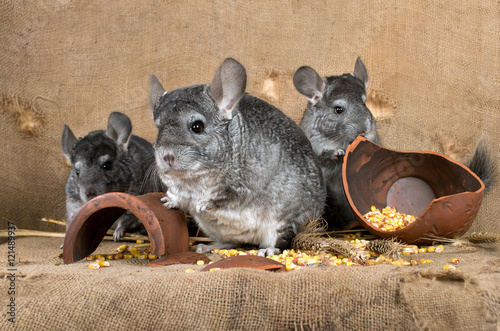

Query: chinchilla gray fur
150;57;326;256
294;57;379;230
62;111;164;243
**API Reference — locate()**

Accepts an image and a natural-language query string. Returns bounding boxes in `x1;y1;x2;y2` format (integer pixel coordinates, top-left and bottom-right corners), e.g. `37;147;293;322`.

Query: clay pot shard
200;255;286;272
63;192;189;264
342;136;485;245
148;251;211;267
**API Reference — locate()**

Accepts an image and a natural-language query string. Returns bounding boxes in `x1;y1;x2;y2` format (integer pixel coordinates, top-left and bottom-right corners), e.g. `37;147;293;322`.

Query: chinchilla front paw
333;149;345;160
161;191;179;209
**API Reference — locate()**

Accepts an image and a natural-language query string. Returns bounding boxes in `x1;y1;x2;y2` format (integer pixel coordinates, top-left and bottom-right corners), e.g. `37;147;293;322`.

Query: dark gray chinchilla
294;57;379;230
62;111;163;245
149;58;326;256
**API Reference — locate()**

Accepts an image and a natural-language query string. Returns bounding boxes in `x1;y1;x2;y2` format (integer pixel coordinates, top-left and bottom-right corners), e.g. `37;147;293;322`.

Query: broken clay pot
200;255;286;272
63;192;189;264
343;136;484;245
148;251;211;267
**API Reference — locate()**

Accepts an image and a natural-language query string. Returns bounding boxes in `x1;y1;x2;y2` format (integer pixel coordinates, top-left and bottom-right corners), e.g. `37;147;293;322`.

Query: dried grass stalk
365;238;405;258
423;232;500;250
291;218;366;263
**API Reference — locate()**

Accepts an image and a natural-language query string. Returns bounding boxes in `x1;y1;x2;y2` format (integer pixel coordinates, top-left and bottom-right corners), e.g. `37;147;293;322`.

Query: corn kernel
148;254;158;259
130;247;138;253
451;258;459;264
86;255;95;260
427;246;436;253
418;248;427;253
114;253;123;259
97;260;110;267
88;263;100;270
123;254;133;259
443;264;456;270
435;245;444;253
196;260;205;265
106;255;114;260
138;254;148;260
136;239;144;244
209;268;221;272
185;269;195;273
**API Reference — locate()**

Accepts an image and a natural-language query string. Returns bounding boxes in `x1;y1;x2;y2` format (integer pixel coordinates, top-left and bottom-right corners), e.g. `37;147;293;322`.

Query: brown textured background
0;2;499;329
1;1;498;233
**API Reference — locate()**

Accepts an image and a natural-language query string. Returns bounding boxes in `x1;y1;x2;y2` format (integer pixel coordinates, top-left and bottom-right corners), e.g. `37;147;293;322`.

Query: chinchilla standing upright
149;57;326;256
294;57;379;230
62;111;164;244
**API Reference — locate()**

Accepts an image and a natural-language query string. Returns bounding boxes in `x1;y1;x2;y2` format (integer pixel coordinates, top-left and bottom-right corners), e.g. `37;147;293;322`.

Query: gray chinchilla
149;57;326;256
294;57;379;230
62;111;163;244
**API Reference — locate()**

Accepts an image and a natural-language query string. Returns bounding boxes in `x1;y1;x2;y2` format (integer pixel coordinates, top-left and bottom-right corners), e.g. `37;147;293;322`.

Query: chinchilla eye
190;120;205;134
75;169;80;176
102;161;112;171
334;106;344;114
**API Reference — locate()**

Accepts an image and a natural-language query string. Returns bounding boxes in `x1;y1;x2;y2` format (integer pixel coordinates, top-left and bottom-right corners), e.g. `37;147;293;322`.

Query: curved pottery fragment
63;192;189;264
200;255;286;272
342;136;485;245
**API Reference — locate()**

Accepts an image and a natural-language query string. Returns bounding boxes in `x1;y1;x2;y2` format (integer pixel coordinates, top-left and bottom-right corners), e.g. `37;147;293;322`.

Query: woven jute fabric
0;0;498;232
1;237;498;330
0;1;499;329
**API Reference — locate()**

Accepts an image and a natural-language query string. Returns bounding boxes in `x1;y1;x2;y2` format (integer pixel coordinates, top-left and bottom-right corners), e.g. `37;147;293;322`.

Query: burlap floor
1;237;498;330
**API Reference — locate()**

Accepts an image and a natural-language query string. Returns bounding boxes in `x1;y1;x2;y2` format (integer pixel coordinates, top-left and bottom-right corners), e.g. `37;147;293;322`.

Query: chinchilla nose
163;153;176;167
86;188;97;200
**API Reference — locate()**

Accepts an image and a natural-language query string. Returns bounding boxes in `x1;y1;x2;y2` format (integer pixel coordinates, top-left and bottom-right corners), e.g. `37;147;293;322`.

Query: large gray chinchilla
149;57;326;256
61;111;164;245
293;57;379;230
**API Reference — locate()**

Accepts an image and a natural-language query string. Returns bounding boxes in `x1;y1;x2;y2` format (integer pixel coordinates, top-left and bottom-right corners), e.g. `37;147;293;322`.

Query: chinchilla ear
293;66;325;105
353;57;369;90
106;112;132;150
150;74;166;110
209;57;247;119
62;124;77;161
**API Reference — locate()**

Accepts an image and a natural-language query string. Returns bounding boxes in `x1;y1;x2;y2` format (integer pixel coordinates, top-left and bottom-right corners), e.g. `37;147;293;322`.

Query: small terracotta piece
148;251;211;267
343;137;485;245
63;192;189;264
200;255;286;272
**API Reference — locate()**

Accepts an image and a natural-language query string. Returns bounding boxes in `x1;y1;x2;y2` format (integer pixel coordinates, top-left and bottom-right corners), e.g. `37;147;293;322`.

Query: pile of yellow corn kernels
209;241;448;271
78;237;460;272
363;205;417;231
84;242;163;269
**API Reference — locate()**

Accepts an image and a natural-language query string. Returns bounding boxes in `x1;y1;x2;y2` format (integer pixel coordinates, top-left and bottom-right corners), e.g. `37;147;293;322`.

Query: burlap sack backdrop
0;1;499;330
